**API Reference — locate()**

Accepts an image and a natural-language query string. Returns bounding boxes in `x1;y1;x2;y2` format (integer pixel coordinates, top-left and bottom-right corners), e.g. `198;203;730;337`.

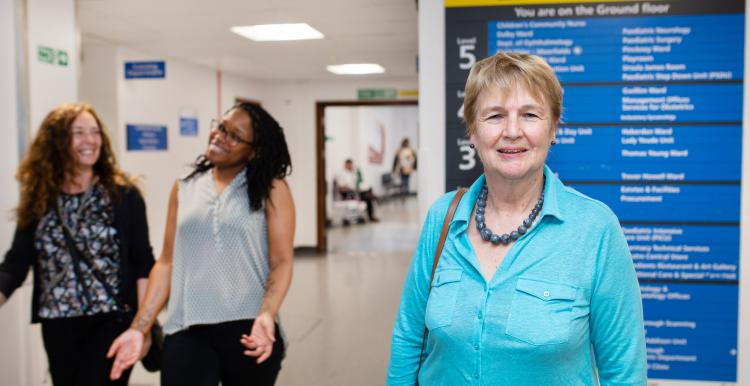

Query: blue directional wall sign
124;61;166;79
126;124;168;151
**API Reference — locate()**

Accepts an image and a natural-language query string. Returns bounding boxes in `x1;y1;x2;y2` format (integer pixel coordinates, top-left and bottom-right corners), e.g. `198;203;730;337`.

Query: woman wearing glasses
108;102;295;386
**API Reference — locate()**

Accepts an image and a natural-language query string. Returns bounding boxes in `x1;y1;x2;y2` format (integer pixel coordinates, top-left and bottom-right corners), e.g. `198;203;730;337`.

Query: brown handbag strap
428;187;467;292
415;187;468;384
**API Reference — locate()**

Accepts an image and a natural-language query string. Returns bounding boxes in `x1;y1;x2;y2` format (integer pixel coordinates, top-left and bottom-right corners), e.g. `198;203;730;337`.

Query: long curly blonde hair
15;103;134;229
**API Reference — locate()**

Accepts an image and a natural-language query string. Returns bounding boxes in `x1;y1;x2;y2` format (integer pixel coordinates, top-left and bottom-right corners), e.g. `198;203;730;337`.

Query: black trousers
41;312;132;386
359;190;376;220
162;319;285;386
400;173;411;195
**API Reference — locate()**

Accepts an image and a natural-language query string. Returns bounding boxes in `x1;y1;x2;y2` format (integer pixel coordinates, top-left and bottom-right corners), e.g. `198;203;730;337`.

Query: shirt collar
451;165;565;231
540;164;565;222
450;173;486;229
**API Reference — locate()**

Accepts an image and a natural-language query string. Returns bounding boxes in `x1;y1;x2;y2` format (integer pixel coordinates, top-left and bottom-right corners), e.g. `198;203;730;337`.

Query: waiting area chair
329;180;367;226
381;173;401;201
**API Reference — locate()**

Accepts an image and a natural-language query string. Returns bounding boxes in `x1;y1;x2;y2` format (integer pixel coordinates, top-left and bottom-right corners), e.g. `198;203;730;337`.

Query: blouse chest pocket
505;277;578;345
425;268;463;330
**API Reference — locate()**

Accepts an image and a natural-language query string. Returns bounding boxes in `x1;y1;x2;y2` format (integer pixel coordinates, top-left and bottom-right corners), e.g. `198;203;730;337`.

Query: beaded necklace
475;181;544;245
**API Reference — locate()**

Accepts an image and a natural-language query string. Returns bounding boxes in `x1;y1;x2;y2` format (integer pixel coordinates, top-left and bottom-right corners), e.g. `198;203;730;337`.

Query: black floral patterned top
35;183;121;318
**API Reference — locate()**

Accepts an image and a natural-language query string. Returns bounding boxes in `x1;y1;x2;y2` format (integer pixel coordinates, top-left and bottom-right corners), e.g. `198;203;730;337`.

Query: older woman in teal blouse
387;53;647;385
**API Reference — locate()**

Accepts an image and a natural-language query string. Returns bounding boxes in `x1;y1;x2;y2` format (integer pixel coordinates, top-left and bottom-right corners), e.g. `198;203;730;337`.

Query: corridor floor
277;197;419;386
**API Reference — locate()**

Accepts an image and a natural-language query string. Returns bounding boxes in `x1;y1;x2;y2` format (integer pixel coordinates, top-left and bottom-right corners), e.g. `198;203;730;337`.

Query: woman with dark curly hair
0;103;155;386
108;102;295;386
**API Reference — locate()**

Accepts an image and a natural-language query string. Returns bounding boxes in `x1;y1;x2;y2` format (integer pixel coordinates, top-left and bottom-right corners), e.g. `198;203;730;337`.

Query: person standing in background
107;102;295;386
393;138;417;196
0;103;155;386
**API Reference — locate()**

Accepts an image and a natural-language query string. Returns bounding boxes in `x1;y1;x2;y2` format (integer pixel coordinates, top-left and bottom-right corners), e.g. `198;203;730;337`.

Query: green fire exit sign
357;88;398;100
38;46;68;67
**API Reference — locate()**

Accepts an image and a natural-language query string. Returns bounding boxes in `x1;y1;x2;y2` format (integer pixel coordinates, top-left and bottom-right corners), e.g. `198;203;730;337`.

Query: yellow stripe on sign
445;0;640;7
399;89;419;98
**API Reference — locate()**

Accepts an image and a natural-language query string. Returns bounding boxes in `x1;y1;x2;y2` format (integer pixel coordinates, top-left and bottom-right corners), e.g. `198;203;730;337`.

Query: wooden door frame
315;100;418;253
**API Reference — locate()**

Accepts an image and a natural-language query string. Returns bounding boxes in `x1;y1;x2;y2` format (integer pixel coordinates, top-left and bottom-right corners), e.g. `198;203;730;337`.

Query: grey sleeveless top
163;169;269;334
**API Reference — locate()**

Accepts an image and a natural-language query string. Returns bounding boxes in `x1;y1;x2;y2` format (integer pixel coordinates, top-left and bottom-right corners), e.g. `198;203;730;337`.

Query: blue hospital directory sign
124;61;166;79
126;124;168;151
445;0;743;382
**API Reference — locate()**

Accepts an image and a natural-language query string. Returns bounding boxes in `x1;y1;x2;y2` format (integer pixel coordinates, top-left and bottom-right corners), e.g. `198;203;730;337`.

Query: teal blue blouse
387;165;647;385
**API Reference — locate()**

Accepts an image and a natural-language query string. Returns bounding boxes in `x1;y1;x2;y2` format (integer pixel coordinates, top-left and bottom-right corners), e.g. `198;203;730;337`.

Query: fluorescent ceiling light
326;63;386;75
231;23;323;41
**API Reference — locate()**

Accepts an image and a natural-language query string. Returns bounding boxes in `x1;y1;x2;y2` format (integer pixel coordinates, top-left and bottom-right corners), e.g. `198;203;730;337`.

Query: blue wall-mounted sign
126;124;167;151
124;61;166;79
180;116;199;136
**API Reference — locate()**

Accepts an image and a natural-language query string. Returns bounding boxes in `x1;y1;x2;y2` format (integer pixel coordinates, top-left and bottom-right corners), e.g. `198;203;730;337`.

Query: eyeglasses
210;119;252;146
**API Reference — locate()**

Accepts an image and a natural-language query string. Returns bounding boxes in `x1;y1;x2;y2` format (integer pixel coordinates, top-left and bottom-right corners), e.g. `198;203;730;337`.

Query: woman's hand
107;328;146;380
240;312;276;364
240;178;293;364
105;180;178;380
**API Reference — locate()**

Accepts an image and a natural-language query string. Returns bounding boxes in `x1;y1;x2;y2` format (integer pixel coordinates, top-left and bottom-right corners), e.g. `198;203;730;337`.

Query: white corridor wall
0;2;25;386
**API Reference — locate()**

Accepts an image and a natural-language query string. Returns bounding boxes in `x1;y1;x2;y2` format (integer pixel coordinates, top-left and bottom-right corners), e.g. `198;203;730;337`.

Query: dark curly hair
185;102;292;211
15;103;134;229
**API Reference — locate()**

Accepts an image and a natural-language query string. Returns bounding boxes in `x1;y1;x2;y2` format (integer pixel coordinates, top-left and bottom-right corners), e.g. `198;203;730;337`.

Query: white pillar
0;0;26;382
27;0;78;131
0;0;78;385
736;2;750;384
417;0;446;220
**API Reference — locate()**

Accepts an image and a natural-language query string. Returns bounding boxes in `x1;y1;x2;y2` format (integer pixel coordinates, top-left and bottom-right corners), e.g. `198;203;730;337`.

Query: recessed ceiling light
326;63;386;75
231;23;324;42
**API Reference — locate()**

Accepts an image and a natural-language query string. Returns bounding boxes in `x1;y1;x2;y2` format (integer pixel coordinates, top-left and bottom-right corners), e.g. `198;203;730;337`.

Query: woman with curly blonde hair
0;103;156;386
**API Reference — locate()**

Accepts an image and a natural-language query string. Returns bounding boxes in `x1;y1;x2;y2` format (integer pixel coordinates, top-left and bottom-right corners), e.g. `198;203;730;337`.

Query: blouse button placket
212;197;222;252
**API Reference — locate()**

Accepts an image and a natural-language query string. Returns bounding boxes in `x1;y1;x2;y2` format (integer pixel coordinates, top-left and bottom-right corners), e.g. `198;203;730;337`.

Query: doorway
316;100;418;253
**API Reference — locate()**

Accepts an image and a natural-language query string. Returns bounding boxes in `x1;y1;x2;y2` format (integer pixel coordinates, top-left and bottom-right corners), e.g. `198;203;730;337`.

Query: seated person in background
335;159;379;222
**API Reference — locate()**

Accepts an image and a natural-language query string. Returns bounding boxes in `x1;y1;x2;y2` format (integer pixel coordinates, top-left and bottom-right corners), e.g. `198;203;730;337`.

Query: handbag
57;209;164;372
139;322;164;372
415;188;467;383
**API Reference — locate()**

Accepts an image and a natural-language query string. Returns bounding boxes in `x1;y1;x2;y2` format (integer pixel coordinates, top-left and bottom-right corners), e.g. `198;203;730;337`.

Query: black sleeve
0;225;36;299
126;189;155;279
